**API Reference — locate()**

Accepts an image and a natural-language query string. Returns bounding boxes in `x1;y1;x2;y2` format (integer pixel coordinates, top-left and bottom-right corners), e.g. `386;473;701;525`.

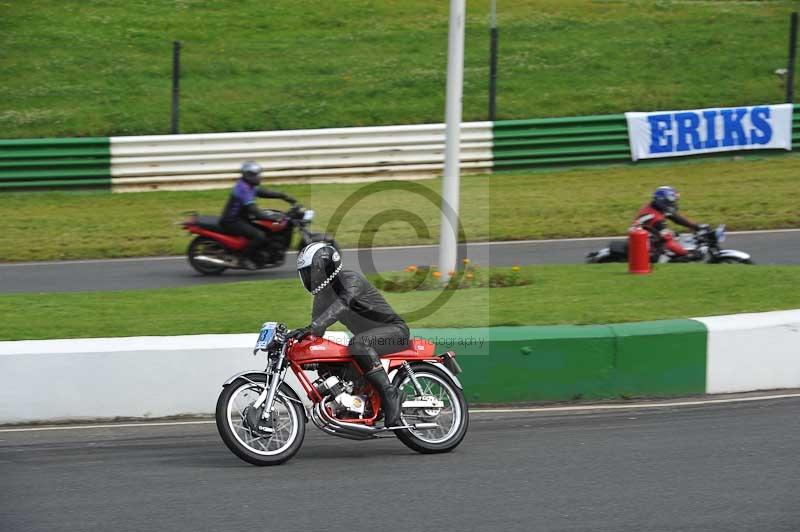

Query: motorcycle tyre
188;236;228;275
216;377;306;466
715;257;755;265
392;363;469;454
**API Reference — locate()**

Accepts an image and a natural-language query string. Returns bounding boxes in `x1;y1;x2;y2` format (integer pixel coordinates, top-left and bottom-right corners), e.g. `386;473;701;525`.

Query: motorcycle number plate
255;322;278;351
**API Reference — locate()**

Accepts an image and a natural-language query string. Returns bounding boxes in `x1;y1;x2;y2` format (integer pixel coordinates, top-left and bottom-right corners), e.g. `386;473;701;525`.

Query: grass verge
1;1;795;137
2;264;799;341
1;154;798;262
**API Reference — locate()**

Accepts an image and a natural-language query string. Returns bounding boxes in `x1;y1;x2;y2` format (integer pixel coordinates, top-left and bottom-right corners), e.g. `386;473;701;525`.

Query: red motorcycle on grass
180;204;334;275
215;322;469;466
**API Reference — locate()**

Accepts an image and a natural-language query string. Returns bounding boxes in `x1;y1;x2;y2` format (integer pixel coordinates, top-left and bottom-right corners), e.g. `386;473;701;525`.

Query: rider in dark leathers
220;161;296;269
289;243;407;427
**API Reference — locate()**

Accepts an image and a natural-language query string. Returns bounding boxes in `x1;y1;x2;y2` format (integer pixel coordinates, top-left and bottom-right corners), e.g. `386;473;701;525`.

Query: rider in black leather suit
289;242;408;427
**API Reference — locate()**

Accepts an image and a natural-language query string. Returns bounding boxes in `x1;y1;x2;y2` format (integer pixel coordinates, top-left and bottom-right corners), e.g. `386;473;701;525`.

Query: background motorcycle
180;204;335;275
216;322;469;466
585;224;753;264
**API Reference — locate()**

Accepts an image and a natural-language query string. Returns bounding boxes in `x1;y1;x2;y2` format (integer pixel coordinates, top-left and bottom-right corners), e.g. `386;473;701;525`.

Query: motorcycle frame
244;335;461;430
183;212;325;256
184;218;293;251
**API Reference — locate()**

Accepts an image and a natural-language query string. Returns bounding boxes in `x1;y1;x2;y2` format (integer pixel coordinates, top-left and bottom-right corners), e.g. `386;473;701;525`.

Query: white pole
439;0;466;282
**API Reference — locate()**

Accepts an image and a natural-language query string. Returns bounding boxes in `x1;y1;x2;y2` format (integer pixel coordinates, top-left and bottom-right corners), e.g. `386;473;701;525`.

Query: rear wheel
392;364;468;454
188;236;228;275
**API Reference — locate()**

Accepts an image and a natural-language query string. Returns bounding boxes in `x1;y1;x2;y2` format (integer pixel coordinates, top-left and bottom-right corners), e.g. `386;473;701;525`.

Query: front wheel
393;363;468;454
216;376;306;466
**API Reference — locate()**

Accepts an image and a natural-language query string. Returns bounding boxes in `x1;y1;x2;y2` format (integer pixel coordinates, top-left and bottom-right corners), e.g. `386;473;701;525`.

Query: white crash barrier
697;309;800;394
110;122;493;191
0;331;349;424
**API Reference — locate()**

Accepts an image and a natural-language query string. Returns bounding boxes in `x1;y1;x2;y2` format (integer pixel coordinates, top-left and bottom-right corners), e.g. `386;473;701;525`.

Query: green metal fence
492;113;631;171
0;137;111;191
794;110;800;147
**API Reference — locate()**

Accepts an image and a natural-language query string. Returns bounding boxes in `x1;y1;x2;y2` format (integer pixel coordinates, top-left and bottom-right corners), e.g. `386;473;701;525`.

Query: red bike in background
215;322;468;466
180;204;334;275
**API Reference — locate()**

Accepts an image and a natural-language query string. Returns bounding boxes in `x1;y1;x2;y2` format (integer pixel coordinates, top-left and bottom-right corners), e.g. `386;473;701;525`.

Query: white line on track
469;392;800;413
3;392;799;433
3;229;798;268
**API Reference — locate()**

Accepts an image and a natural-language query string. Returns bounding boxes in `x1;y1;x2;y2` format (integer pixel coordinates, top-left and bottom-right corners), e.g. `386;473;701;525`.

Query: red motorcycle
180;204;333;275
215;322;469;466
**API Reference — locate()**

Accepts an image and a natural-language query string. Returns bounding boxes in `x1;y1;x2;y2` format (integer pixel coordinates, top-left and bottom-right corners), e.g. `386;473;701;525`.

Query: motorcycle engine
314;375;368;417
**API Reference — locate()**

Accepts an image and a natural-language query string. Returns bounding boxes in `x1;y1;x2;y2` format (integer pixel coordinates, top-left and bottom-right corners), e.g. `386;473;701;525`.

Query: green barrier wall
413;320;707;403
610;320;707;396
0;137;111;191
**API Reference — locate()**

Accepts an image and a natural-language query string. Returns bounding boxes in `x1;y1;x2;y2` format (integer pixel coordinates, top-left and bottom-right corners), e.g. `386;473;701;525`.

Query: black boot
365;367;405;428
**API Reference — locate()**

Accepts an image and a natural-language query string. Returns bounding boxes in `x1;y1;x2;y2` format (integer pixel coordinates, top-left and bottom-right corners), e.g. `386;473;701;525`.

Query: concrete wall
2;311;799;424
697;309;800;394
0;332;349;424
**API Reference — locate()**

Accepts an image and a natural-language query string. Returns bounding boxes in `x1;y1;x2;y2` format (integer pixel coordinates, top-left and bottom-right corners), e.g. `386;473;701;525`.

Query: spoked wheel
187;236;229;275
215;376;305;466
717;257;754;265
393;363;468;454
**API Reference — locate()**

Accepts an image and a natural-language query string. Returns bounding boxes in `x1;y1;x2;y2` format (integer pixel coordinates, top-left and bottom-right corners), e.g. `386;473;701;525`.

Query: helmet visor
298;266;316;292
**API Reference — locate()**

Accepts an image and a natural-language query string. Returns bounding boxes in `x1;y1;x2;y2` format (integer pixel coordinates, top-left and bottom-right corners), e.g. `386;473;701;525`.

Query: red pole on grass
628;226;651;274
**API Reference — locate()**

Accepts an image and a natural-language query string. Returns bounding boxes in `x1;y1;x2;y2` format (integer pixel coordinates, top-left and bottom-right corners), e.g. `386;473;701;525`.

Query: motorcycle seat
380;338;436;358
194;215;236;235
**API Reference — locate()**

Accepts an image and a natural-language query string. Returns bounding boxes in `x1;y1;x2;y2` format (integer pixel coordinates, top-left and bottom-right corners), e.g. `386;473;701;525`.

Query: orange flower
432;271;442;279
462;258;471;265
466;273;474;280
404;264;418;273
511;265;520;272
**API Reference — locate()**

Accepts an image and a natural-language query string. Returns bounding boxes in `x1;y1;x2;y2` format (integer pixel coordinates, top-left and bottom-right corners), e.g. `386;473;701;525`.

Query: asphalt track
1;230;798;294
1;394;798;532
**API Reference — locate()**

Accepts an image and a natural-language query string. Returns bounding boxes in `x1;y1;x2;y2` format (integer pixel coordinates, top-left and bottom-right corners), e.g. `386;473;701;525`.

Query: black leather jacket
310;270;407;336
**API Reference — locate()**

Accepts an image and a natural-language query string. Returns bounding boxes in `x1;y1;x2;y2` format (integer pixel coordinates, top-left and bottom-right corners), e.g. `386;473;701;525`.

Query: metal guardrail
794;111;800;147
0;137;111;191
492;113;631;170
109;122;493;192
1;107;797;192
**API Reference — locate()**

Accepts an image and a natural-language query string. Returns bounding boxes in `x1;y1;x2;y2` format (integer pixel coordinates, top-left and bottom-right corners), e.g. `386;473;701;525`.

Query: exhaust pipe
194;255;235;267
314;401;381;438
310;400;441;439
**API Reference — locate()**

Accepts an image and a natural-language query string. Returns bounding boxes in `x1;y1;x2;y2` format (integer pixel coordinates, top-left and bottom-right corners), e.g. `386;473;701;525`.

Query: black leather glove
287;326;313;341
283;194;297;204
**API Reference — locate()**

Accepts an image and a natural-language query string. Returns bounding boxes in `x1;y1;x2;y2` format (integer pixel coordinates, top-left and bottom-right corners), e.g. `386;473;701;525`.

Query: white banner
625;104;793;161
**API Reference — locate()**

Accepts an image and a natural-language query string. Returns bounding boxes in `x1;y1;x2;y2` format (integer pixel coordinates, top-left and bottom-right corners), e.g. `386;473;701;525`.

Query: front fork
253;342;289;417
